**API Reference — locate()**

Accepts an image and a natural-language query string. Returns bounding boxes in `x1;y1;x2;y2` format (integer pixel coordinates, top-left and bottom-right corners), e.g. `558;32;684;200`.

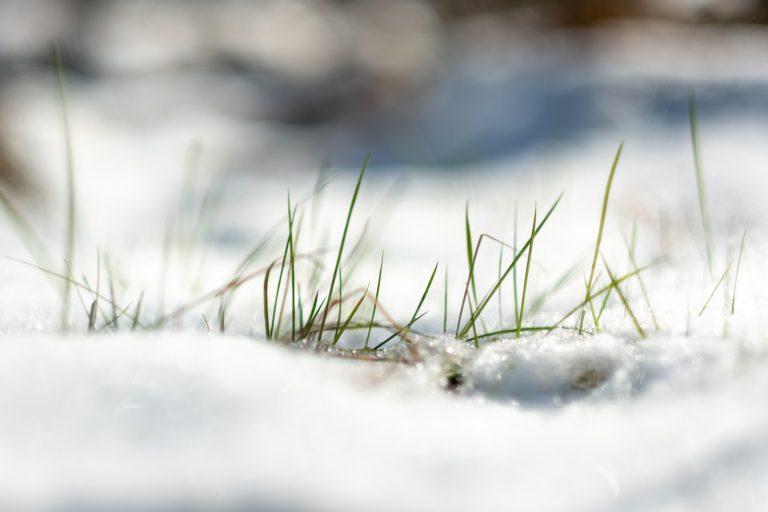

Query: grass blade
689;89;714;274
516;206;537;338
365;253;384;349
318;155;368;342
699;259;733;316
731;230;747;315
333;286;369;346
579;141;623;334
54;46;77;333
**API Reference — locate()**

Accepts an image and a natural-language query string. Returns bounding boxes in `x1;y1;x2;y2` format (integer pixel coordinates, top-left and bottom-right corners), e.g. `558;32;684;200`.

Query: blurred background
2;0;768;201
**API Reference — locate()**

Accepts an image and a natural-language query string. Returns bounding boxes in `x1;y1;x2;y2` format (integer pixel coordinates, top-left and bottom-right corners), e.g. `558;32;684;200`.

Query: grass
1;84;741;358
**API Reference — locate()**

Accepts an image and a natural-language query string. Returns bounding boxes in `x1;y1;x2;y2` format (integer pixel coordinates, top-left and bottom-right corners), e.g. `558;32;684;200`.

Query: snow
3;19;768;512
1;333;767;511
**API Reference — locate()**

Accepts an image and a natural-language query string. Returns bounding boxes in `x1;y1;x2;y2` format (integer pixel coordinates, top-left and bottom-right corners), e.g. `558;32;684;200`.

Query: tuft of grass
579;141;623;334
689;89;714;274
457;194;563;339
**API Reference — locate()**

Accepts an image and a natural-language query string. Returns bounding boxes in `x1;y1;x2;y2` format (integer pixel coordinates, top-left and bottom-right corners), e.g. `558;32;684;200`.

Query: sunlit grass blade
318;155;368;342
458;193;562;339
689;89;714;274
579;141;623;334
516;206;537;338
365;253;384;349
731;230;747;315
699;259;733;316
603;257;646;338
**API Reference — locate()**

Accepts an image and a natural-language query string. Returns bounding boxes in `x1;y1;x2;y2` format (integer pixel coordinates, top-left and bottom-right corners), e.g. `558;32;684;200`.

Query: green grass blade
287;194;297;341
318;155;368;342
365;253;384;349
516;206;537;338
333;286;369;346
579;141;623;334
731;230;747;315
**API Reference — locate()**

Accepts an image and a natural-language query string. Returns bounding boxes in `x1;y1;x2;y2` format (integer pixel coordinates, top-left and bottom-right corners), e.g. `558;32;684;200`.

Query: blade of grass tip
54;45;77;333
603;257;646;339
689;89;714;275
443;266;448;334
333;285;369;347
318;154;368;342
516;206;537;339
731;230;747;315
622;231;660;330
699;259;733;316
458;193;562;339
579;141;623;334
372;311;429;351
365;253;384;349
131;290;145;331
287;193;297;341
